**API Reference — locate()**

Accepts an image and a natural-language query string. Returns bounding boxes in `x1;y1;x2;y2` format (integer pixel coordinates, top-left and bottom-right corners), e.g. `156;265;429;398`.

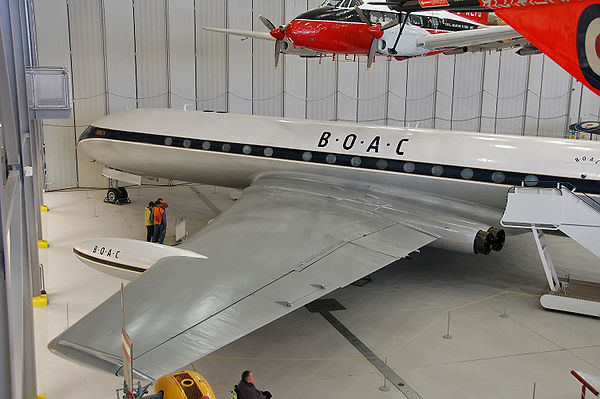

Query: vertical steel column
384;57;390;125
0;132;11;399
132;0;139;108
355;58;359;123
164;0;171;109
0;0;39;397
521;54;531;136
193;0;198;110
0;275;11;399
493;52;502;133
403;60;409;126
100;0;110;114
13;0;40;296
24;0;43;242
432;54;439;129
535;56;546;137
224;0;229;112
477;52;486;132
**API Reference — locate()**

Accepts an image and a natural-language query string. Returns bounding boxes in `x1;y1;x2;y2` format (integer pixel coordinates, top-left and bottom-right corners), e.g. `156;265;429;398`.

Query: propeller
353;6;400;69
258;14;276;31
259;14;286;68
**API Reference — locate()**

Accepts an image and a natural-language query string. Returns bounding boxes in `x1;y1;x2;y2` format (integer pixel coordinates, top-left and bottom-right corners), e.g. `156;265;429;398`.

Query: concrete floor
35;184;600;399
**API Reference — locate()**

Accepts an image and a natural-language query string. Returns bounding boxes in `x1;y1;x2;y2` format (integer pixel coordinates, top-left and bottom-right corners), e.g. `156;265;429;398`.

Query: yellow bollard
33;294;48;307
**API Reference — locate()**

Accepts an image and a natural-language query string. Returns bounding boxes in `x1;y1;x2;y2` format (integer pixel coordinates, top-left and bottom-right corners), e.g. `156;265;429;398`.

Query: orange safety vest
153;206;164;225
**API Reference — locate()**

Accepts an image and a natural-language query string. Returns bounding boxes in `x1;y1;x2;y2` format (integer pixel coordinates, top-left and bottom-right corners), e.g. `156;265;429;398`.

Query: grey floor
35;184;600;399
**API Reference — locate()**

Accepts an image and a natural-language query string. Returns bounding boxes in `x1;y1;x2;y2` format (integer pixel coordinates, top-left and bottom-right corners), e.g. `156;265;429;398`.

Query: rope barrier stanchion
500;291;509;318
443;311;452;340
379;357;390;392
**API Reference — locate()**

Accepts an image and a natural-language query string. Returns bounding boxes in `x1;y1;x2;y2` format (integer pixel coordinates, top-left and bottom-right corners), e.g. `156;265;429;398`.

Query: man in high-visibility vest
144;202;154;242
151;201;167;244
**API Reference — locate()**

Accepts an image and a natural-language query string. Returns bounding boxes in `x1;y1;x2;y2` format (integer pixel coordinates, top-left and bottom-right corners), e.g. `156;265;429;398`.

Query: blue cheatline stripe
79;125;600;195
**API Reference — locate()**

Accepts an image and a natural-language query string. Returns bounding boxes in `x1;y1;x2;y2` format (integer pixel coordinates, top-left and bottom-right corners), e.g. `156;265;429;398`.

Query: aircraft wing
417;25;528;53
203;27;275;41
48;172;442;380
203;27;322;58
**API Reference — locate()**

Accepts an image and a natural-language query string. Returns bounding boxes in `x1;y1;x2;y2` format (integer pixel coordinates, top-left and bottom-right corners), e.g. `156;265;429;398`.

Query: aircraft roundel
577;4;600;90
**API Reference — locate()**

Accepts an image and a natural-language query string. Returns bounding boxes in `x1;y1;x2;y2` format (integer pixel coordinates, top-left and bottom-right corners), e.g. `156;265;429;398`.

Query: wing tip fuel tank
73;238;207;280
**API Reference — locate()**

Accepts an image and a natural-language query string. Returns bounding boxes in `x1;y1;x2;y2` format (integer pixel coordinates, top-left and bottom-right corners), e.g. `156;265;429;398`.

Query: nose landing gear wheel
104;187;131;205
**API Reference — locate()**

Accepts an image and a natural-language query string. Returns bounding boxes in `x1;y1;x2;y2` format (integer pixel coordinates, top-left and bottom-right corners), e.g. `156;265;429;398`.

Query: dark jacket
237;380;265;399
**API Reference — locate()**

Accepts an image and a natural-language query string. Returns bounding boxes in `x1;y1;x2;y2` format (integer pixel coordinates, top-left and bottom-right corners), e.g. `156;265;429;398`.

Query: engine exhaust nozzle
487;227;505;252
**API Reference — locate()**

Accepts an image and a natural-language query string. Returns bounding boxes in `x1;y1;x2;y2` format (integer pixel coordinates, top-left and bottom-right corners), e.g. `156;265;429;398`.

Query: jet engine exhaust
473;228;505;254
487;227;505;252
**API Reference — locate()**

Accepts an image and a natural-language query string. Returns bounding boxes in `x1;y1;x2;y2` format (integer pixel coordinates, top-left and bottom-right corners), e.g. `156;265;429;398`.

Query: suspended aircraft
204;0;533;69
376;0;600;96
48;107;600;381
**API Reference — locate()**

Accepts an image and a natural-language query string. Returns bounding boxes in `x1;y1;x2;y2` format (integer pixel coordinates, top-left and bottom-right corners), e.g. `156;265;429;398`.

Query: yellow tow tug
154;370;217;399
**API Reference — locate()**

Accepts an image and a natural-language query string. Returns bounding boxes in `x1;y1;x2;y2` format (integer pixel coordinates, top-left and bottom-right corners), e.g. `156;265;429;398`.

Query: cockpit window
320;0;361;7
320;0;344;6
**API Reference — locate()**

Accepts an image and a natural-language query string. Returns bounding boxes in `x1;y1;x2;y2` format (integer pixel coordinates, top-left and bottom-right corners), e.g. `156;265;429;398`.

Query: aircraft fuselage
79;109;600;211
279;6;482;58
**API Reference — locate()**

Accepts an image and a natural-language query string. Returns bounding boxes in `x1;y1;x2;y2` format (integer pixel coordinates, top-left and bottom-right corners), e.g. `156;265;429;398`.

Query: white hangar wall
33;0;600;190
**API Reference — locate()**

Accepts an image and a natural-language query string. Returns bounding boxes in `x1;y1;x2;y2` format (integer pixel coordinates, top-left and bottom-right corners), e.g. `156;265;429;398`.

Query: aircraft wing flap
351;223;433;259
49;173;437;380
418;25;523;51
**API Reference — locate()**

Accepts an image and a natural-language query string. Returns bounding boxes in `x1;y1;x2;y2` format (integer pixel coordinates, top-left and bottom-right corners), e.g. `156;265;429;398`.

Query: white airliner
49;108;600;381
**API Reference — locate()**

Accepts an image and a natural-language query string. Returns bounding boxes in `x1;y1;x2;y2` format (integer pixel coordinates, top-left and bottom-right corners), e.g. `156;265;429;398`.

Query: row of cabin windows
162;136;540;186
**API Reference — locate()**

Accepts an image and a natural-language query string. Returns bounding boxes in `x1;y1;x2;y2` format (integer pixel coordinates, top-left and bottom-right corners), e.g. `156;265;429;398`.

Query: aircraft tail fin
453;11;489;25
494;1;599;96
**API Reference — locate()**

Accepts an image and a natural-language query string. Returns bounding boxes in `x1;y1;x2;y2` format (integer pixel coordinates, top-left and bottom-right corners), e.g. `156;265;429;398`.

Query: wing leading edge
49;173;458;380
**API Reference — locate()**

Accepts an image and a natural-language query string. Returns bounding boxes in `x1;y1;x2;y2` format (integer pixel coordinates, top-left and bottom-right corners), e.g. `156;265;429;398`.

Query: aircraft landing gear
105;186;131;205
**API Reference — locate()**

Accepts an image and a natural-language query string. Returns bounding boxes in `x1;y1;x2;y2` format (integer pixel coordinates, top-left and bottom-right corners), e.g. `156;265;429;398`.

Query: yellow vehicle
154;370;216;399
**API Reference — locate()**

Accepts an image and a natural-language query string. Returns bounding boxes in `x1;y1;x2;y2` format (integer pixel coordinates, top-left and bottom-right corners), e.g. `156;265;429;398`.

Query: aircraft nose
270;26;285;41
367;25;384;39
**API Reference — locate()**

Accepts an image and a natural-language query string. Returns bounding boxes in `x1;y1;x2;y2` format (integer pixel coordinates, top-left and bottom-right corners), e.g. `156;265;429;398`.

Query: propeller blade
354;6;372;26
367;38;378;69
274;40;282;69
258;14;276;31
380;17;400;31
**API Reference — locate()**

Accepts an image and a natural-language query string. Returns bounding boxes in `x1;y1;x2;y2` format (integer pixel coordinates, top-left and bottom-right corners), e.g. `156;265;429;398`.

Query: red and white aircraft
380;0;600;96
205;0;532;69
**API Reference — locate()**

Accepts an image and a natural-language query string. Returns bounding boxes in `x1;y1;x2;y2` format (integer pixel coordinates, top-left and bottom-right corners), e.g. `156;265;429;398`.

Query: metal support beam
0;252;12;399
0;0;41;397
